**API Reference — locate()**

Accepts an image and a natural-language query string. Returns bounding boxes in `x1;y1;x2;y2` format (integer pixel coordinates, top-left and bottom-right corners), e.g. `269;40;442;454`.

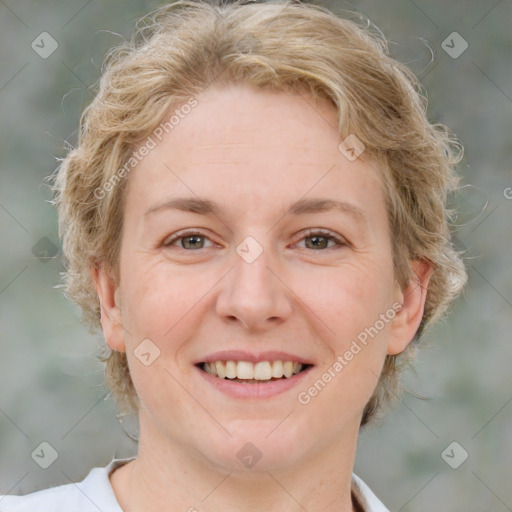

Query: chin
196;419;310;474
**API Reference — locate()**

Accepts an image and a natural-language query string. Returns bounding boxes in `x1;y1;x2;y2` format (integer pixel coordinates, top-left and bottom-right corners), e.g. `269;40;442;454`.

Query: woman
0;0;467;510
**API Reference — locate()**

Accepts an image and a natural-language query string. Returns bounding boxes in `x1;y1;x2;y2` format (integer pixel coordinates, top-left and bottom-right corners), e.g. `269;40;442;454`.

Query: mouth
196;360;313;384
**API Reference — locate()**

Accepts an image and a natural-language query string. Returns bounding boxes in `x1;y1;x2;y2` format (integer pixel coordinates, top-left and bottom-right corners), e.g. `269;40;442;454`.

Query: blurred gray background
0;1;511;511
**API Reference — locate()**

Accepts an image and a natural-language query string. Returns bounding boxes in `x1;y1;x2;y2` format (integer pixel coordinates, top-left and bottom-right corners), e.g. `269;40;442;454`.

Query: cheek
296;257;396;340
298;270;394;426
118;258;186;344
323;264;395;398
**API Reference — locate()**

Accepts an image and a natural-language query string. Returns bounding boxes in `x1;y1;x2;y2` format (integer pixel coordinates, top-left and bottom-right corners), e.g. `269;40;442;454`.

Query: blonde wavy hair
51;0;467;427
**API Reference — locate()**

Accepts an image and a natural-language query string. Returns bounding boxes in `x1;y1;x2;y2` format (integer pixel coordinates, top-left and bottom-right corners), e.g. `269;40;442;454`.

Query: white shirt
0;457;389;511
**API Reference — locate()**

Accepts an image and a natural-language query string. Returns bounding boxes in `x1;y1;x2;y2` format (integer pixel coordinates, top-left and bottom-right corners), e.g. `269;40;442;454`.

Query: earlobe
90;262;127;353
387;259;433;356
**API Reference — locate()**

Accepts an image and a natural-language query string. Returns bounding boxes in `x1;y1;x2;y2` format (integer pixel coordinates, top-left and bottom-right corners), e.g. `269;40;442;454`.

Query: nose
215;237;293;333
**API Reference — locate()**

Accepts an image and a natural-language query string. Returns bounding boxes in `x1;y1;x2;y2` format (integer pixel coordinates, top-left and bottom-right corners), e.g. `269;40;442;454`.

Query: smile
195;360;313;398
200;360;310;383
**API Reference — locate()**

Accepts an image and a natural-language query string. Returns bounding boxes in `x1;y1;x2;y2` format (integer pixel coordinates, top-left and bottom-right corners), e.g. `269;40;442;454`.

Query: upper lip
195;350;314;365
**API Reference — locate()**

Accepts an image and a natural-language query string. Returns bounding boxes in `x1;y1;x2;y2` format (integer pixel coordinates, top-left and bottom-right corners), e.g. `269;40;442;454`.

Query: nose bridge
215;233;292;330
234;236;273;293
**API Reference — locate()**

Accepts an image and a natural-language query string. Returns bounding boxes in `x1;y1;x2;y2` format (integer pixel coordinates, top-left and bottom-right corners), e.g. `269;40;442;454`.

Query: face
94;83;430;473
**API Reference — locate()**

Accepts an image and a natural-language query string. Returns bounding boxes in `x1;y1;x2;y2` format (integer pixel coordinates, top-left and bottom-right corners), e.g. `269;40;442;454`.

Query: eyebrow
144;196;368;225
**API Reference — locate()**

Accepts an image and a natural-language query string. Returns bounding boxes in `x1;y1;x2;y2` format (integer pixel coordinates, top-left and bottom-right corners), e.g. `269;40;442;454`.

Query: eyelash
162;229;348;251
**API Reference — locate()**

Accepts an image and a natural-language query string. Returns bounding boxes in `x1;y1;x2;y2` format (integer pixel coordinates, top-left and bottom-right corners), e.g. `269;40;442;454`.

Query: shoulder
0;457;135;512
0;476;96;512
351;473;390;512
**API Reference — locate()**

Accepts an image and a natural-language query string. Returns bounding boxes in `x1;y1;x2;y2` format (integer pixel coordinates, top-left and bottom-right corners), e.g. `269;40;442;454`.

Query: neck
110;413;360;512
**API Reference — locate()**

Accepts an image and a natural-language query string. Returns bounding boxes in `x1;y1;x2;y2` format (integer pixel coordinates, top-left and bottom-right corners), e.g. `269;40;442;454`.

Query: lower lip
195;365;313;399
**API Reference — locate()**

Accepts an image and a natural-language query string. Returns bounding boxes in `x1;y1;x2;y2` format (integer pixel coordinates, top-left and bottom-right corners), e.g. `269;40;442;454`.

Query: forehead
124;83;385;224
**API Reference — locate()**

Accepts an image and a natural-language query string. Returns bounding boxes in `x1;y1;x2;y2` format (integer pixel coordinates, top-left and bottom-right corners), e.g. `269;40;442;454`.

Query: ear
90;262;126;353
387;259;433;356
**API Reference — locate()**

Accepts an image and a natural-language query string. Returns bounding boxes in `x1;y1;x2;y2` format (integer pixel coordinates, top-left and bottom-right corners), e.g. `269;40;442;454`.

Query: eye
162;229;348;251
162;231;214;250
295;229;348;250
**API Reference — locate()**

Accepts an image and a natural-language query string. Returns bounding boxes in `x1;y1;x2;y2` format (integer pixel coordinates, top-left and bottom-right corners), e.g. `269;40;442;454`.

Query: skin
91;82;432;512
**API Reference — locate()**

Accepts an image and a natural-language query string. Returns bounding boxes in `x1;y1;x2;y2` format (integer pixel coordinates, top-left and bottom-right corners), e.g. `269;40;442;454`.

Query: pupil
184;236;203;249
309;235;327;249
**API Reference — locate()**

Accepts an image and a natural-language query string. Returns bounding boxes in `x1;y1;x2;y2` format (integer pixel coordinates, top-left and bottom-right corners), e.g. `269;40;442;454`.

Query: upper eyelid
163;230;217;247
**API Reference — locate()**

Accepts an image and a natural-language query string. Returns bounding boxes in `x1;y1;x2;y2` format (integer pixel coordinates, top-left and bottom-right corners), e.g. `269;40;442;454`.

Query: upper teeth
203;361;303;380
